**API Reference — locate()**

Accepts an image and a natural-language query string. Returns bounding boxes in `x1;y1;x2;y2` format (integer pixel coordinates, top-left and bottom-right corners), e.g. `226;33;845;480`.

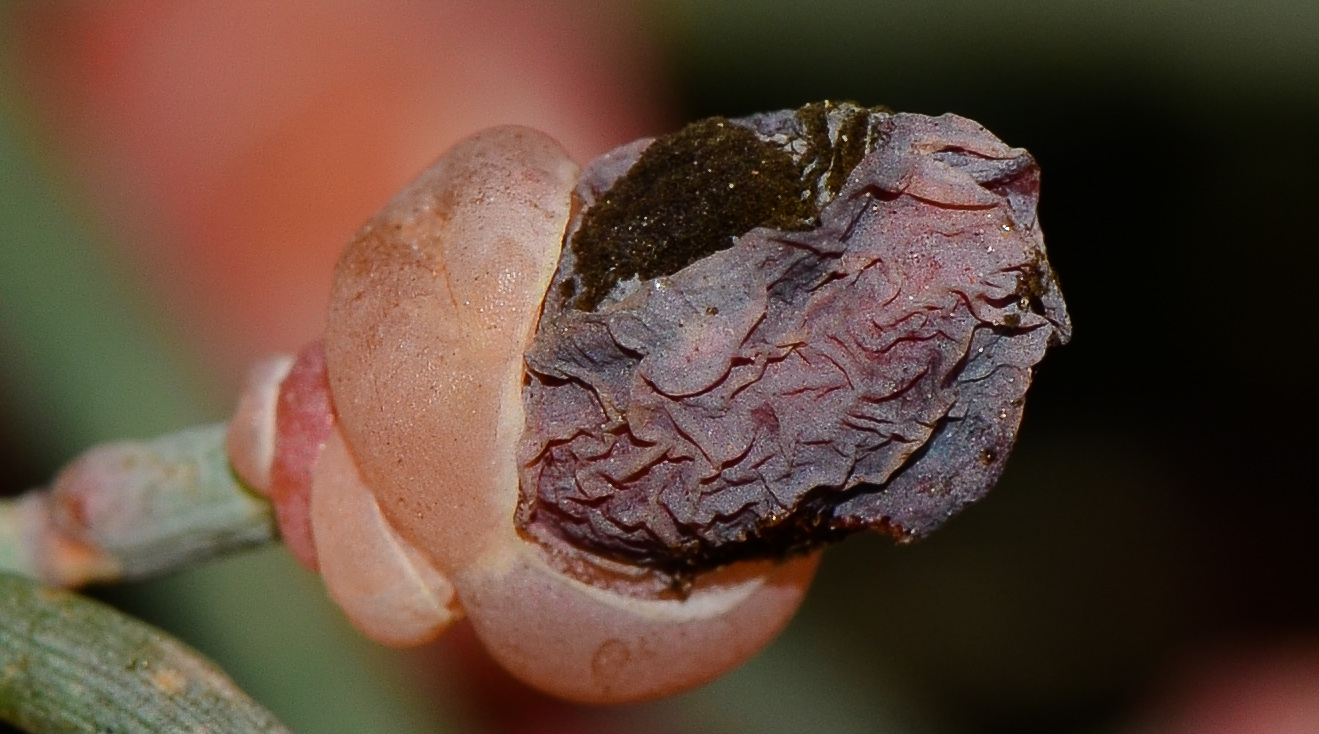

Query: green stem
0;572;292;734
0;424;277;587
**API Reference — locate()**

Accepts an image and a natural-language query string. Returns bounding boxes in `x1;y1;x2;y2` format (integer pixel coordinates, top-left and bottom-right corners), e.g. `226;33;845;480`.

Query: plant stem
0;424;277;587
0;572;292;734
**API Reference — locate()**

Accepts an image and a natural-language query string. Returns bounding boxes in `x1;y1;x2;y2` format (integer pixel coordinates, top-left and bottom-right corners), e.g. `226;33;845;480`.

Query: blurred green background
3;1;1318;732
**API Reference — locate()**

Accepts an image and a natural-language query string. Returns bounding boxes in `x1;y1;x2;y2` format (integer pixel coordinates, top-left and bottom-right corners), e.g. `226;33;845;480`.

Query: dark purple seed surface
518;102;1072;577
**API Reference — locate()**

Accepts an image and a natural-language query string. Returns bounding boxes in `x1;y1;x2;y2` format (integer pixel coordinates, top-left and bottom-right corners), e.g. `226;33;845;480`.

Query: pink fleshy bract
270;340;334;570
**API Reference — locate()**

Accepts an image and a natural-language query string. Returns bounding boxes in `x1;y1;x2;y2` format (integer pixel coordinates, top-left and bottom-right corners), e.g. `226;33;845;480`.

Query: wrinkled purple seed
517;102;1072;577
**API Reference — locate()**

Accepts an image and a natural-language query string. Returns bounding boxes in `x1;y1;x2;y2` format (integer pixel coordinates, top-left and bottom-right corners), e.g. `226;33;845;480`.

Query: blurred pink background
3;1;1317;733
10;0;672;386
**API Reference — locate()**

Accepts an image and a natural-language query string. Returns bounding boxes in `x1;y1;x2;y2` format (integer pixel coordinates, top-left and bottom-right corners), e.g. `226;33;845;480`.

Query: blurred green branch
0;572;292;734
0;425;287;732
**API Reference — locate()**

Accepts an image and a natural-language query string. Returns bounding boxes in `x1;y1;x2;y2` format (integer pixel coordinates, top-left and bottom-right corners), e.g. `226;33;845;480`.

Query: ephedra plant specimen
0;102;1070;730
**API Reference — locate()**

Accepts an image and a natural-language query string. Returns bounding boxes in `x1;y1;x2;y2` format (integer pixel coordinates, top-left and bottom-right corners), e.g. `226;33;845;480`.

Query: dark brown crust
518;105;1071;577
565;118;815;311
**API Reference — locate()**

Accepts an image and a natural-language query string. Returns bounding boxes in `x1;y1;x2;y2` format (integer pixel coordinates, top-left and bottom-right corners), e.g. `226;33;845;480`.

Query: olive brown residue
568;119;816;311
796;100;883;198
519;103;1072;580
